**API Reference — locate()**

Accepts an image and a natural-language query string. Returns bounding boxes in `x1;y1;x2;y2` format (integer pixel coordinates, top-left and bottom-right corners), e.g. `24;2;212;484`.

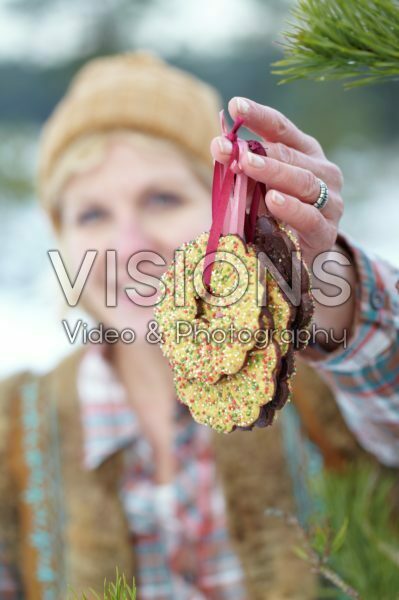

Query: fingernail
217;138;233;154
272;192;285;205
247;152;265;168
236;97;250;114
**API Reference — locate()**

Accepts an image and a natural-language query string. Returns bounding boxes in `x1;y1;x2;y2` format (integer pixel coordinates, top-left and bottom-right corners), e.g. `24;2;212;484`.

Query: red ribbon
203;111;267;288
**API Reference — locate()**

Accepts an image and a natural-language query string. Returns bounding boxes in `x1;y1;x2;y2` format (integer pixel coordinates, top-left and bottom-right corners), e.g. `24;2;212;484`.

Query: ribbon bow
203;109;267;287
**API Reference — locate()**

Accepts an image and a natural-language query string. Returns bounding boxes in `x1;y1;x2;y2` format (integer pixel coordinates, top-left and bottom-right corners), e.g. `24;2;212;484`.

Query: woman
0;51;398;600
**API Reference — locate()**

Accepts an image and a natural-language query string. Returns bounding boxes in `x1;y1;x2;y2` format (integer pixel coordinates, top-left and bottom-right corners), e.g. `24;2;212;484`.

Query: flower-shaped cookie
174;337;280;433
154;232;266;384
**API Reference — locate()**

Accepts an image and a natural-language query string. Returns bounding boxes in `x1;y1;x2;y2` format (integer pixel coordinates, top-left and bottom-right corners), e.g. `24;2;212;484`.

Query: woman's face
58;139;211;336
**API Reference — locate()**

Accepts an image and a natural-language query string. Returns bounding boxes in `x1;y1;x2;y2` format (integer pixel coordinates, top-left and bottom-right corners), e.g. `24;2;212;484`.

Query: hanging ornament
154;110;314;432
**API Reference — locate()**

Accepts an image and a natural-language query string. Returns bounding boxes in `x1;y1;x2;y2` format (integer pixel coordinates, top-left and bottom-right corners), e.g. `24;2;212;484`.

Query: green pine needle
266;463;399;599
272;0;399;88
310;464;399;599
68;567;136;600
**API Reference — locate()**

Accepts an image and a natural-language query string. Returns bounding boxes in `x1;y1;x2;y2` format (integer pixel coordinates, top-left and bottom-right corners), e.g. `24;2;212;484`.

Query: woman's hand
210;97;357;354
210;96;344;268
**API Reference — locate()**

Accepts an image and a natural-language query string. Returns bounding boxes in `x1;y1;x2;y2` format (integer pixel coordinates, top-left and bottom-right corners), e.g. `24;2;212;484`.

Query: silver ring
313;178;329;210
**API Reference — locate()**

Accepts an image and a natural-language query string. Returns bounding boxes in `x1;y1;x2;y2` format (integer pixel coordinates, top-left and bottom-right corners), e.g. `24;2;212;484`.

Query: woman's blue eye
147;193;183;207
78;207;107;224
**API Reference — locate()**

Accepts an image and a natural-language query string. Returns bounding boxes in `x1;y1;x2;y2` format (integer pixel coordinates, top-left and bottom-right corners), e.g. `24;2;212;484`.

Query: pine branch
272;0;399;88
67;567;137;600
264;508;360;599
265;462;399;599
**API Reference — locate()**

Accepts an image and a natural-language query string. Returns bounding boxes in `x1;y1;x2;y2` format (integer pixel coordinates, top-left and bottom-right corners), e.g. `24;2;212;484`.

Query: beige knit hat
37;50;222;211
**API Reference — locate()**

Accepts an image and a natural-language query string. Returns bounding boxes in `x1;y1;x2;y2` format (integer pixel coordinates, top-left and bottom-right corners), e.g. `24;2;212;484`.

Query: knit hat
37;50;222;213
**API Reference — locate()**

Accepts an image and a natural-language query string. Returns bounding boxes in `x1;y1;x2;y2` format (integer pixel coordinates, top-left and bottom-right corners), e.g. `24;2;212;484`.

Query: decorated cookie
173;275;294;434
154;217;313;433
153;112;315;434
174;338;281;433
254;216;314;350
234;218;314;431
154;232;267;384
236;345;295;430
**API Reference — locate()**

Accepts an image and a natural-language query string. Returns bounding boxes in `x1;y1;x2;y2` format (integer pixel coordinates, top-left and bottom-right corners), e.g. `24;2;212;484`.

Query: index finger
228;97;323;157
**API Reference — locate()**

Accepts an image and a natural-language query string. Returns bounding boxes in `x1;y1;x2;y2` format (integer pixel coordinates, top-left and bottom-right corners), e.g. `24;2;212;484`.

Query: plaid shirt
305;231;399;466
1;233;399;597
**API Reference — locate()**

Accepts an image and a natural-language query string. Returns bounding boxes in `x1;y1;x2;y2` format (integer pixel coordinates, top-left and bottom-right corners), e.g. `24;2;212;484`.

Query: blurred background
1;0;398;377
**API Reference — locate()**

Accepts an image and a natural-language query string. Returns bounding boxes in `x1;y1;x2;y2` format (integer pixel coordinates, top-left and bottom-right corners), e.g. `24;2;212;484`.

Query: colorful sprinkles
154;233;265;384
153;221;314;434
